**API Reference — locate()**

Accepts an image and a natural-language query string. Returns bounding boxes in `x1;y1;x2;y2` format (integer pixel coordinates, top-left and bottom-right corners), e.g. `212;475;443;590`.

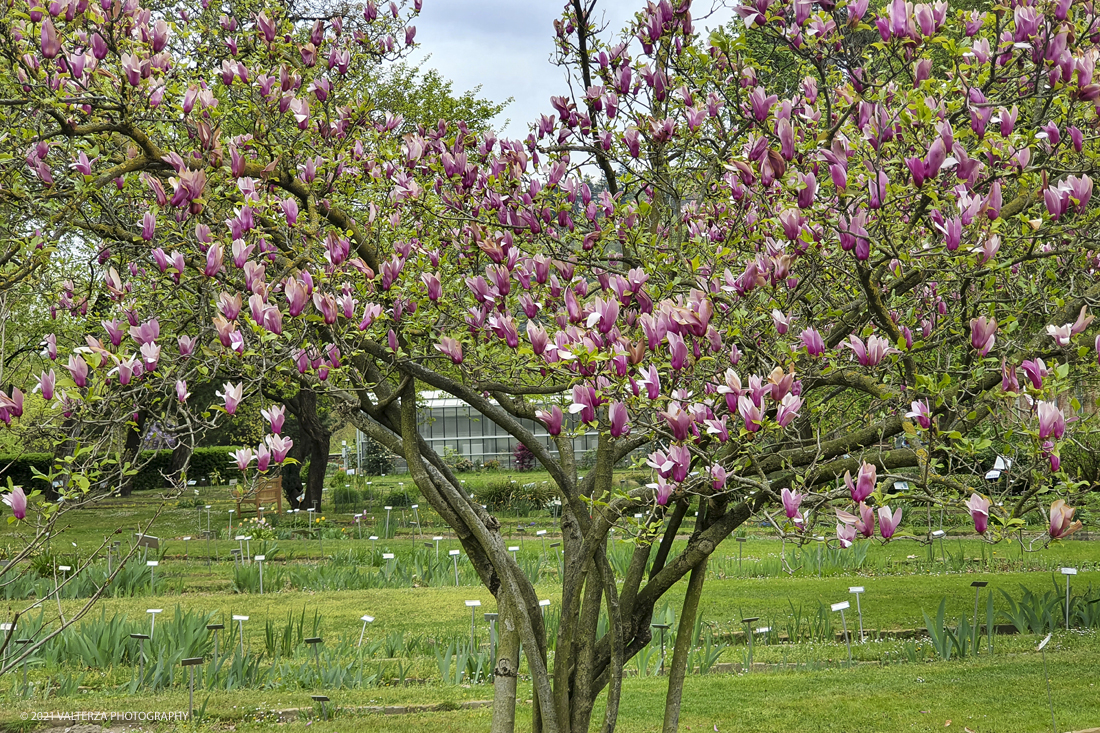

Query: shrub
473;479;555;511
333;485;361;510
0;446;245;492
443;446;474;473
361;435;394;475
513;443;536;471
381;488;415;507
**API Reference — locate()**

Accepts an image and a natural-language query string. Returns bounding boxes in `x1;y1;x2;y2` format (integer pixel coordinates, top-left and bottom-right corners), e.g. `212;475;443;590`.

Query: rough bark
660;557;708;733
282;390;330;511
491;597;521;733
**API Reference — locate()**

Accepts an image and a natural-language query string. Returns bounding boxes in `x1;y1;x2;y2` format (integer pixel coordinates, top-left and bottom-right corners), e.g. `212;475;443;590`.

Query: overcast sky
407;1;734;139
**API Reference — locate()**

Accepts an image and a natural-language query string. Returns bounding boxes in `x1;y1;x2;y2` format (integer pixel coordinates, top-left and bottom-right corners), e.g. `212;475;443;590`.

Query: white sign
369;536;378;541
183;536;192;541
537;530;547;536
539;599;551;607
147;608;163;614
147;561;159;567
756;626;771;634
931;530;946;538
1038;633;1052;651
232;615;249;621
449;550;461;556
228;479;238;486
382;553;395;560
384;506;393;510
1061;567;1078;576
433;536;443;541
831;601;851;612
254;555;265;561
361;615;374;623
0;623;13;631
235;535;247;541
465;600;482;607
508;546;520;552
850;586;865;593
58;565;71;572
411;504;418;509
347;469;356;476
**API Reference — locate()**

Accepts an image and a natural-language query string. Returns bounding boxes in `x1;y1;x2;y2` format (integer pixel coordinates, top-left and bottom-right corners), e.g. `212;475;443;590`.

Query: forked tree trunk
491;597;522;733
661;557;708;733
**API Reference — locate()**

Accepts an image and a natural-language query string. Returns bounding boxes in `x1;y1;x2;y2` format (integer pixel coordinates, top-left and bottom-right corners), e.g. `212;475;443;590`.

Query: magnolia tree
1;0;1098;731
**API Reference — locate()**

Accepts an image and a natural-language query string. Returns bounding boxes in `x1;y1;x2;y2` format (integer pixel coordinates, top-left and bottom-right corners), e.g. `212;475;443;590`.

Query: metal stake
832;601;853;667
1061;568;1077;629
1038;629;1056;726
850;586;865;642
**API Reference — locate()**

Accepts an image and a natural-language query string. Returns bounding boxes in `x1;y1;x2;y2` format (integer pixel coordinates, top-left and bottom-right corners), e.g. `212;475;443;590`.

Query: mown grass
3;630;1097;732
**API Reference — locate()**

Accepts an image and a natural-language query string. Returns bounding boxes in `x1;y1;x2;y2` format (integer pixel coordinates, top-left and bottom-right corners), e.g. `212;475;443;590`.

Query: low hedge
0;446;244;492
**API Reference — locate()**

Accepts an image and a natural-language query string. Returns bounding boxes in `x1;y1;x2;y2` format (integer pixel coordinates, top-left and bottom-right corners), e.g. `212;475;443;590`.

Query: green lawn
3;631;1097;732
2;485;1098;732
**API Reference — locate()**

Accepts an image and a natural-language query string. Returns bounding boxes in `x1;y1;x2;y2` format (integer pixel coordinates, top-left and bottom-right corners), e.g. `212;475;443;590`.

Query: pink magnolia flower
536;406;564;436
41;18;61;58
255;443;272;473
775;393;802;427
877;505;902;539
219;381;244;415
67;355;89;388
906;400;932;429
855;502;875;537
262;404;285;434
711;464;727;490
1048;499;1082;539
965;493;990;534
659;403;694;441
781;488;802;519
652;476;675;506
842;334;898;367
1001;359;1019;393
231;447;255;473
176;380;190;403
638;365;661;401
837;522;857;548
36;370;56;401
267;434;294;463
609;401;630;438
1020;358;1048;389
3;485;27;520
969;316;997;356
800;328;825;357
434;336;463;364
1037;401;1065;440
737;395;763;432
772;309;791;335
845;461;876;503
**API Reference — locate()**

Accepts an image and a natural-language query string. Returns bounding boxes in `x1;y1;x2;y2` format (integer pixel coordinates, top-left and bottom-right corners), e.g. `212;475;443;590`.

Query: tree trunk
281;420;311;509
660;557;708;733
168;441;192;488
308;429;329;511
282;390;330;511
491;598;521;733
117;410;146;497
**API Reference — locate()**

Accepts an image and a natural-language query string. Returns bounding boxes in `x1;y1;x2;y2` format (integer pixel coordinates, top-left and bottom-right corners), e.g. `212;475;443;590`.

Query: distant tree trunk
282;425;311;509
283;390;329;511
48;417;80;501
168;441;192;488
117;409;146;497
